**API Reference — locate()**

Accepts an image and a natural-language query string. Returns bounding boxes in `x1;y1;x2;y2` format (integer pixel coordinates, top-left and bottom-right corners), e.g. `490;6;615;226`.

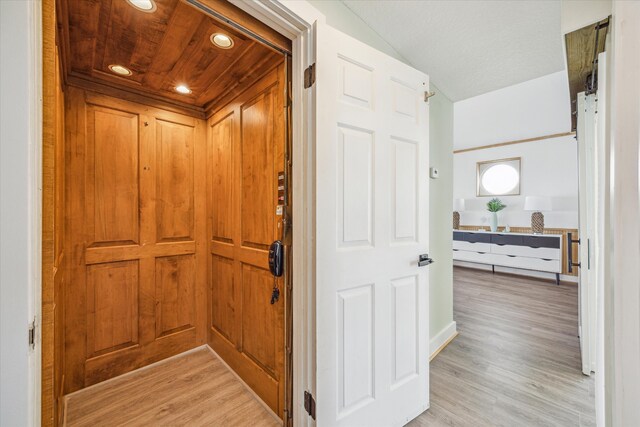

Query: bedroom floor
411;267;595;427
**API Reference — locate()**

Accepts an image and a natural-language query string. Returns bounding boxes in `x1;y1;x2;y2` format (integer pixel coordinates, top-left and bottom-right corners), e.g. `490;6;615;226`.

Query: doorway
43;0;293;424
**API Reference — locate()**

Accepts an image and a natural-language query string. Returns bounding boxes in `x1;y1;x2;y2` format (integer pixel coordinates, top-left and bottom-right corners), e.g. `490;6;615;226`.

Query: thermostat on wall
430;167;439;179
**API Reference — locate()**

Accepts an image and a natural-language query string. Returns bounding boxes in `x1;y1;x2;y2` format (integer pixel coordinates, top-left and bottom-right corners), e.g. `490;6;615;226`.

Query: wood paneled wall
64;87;208;393
53;48;67;426
42;1;67;421
458;226;580;277
45;0;290;422
207;63;287;418
61;61;287;410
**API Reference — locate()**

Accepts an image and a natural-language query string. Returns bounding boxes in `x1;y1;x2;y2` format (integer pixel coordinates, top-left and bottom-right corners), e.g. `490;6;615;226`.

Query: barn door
313;23;430;426
576;91;599;376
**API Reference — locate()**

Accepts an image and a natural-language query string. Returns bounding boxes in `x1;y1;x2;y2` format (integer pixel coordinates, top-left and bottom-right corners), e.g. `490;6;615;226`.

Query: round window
481;164;520;195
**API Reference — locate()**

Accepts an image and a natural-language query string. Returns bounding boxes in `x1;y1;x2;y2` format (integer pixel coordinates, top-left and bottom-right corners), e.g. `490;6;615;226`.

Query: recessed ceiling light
175;85;192;95
126;0;157;13
108;64;132;76
210;33;234;49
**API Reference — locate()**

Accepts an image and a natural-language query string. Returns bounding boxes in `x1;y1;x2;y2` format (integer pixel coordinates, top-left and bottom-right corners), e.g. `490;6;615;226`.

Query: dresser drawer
453;231;465;241
463;232;491;244
453;240;492;253
491;244;561;260
492;254;561;273
522;235;561;249
490;234;524;246
453;249;494;264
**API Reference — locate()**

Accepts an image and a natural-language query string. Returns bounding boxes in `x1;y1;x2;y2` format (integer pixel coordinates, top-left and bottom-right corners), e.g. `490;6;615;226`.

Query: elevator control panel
277;171;285;205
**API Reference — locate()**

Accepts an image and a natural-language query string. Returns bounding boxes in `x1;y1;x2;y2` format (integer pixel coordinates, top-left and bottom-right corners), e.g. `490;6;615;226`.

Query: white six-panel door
314;22;430;427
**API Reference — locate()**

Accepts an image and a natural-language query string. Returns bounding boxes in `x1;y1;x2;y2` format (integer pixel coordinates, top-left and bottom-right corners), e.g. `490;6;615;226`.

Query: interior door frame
39;0;321;426
606;2;640;425
1;1;43;426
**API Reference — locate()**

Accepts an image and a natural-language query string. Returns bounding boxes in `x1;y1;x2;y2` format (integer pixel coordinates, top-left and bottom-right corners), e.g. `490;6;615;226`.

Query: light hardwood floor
64;267;594;426
411;267;595;427
64;347;279;427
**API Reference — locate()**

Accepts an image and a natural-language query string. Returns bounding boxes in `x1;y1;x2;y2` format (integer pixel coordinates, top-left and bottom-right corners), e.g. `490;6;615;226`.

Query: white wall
454;136;579;229
1;1;39;426
453;70;578;230
454;71;571;151
308;0;408;64
561;0;611;34
309;0;456;346
428;86;455;350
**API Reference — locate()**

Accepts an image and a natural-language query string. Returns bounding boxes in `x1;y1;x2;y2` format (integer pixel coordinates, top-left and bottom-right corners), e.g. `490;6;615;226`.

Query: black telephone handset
268;240;284;277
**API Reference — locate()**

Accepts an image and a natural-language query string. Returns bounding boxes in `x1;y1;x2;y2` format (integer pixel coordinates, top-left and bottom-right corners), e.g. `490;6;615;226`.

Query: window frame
476;157;522;197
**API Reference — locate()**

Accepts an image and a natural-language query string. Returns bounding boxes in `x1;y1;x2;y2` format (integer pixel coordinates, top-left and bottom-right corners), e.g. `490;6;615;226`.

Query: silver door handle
418;254;434;267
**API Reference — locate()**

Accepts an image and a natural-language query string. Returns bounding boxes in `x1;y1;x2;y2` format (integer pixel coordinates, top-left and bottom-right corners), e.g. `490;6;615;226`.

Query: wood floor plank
64;347;280;427
411;267;595;427
65;267;594;426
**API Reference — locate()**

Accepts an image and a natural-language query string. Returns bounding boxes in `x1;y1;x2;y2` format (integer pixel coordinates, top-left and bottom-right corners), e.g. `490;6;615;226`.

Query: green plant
486;198;506;213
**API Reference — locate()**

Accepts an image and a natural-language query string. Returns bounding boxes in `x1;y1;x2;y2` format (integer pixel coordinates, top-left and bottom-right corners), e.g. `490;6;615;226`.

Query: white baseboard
430;321;457;359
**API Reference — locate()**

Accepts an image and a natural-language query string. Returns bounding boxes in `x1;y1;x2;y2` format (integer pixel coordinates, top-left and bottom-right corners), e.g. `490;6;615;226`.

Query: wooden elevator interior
46;0;292;424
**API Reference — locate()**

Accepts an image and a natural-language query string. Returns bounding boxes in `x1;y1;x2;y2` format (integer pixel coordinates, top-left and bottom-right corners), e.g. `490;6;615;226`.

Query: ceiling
59;0;283;112
342;0;565;101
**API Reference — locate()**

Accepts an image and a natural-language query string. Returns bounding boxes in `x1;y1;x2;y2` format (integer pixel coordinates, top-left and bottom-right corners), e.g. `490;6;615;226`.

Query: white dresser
452;230;562;284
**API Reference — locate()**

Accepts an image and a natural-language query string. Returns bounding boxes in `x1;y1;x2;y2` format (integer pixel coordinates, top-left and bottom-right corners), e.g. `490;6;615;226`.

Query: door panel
65;87;206;392
207;63;286;417
391;138;418;243
154;255;196;338
337;125;374;247
86;260;139;357
390;275;419;387
241;263;282;376
241;90;276;248
209;114;235;243
210;254;236;342
315;23;430;426
155;120;195;242
86;106;140;246
336;284;375;413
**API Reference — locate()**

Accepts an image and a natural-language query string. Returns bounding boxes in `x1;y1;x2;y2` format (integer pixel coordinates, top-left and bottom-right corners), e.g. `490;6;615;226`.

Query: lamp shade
524;196;551;212
453;198;465;212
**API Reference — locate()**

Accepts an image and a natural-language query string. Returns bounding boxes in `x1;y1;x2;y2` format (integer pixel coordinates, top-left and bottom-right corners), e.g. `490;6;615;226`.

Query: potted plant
486;198;506;232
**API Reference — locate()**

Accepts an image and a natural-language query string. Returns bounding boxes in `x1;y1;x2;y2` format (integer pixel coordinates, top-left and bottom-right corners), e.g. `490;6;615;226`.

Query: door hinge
304;64;316;89
304;391;316;420
28;318;36;349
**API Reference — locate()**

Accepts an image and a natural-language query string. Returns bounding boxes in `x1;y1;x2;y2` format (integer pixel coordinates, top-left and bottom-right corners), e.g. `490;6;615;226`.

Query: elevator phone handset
269;240;284;277
269;240;283;304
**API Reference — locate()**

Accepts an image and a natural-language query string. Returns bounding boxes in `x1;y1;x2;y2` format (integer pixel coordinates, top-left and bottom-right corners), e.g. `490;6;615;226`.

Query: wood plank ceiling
58;0;285;115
